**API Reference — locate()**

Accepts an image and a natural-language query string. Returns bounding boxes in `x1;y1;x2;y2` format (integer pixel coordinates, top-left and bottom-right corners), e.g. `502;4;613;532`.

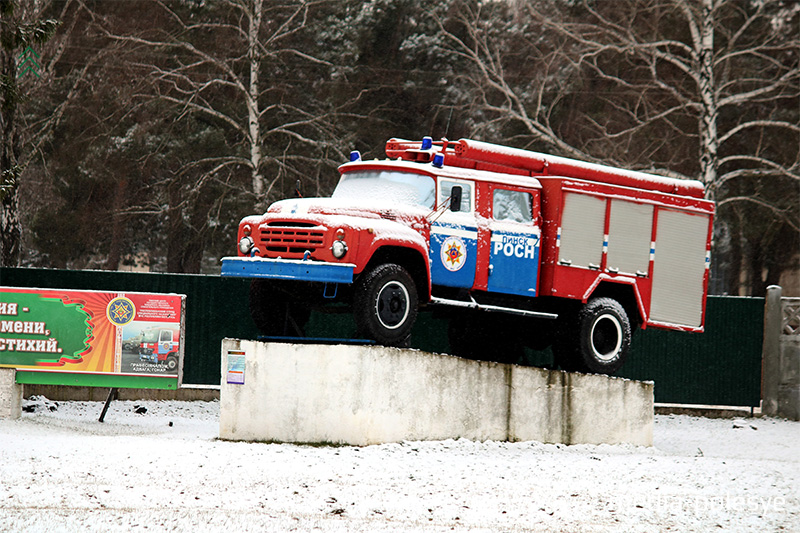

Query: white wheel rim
375;280;410;330
590;314;623;362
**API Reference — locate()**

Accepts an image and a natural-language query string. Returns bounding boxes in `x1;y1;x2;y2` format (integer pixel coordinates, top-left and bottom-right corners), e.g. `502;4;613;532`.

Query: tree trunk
747;240;766;297
0;47;21;266
166;179;206;274
696;0;719;200
166;179;184;272
0;181;20;266
184;199;207;274
248;0;265;202
104;178;128;270
726;216;743;296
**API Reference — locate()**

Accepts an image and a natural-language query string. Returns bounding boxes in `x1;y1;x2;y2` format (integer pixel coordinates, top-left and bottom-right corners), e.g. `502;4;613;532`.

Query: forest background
1;0;798;296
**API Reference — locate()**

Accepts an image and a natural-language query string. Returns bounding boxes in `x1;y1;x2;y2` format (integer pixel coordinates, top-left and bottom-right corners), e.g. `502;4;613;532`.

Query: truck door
430;178;478;289
487;187;541;297
158;329;173;357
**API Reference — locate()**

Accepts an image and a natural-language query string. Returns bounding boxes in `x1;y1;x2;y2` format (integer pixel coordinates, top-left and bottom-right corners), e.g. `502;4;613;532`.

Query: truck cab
138;327;180;371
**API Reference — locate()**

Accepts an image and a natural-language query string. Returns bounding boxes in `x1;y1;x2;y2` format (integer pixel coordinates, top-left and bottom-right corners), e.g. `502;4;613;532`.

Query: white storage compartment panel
607;200;654;276
650;209;710;327
559;193;606;268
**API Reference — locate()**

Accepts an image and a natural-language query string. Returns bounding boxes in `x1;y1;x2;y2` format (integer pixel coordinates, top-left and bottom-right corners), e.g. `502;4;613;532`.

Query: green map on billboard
0;292;91;367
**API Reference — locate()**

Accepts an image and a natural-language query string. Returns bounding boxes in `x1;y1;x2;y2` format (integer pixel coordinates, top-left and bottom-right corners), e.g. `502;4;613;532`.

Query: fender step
429;296;558;320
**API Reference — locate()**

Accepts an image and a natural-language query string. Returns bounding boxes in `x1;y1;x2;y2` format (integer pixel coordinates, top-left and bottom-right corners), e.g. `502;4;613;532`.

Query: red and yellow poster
0;287;185;389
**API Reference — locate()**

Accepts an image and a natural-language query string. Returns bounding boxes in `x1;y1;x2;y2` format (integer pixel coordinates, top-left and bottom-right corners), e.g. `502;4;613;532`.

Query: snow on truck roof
339;158;542;190
378;137;707;199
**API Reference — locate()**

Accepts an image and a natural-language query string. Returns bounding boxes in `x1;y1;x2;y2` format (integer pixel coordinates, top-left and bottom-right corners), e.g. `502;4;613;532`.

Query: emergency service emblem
106;297;136;327
441;236;467;272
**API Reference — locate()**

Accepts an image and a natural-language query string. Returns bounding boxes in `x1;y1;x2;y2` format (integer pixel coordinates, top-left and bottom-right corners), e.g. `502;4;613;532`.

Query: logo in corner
17;46;42;79
106;297;136;326
441;236;467;272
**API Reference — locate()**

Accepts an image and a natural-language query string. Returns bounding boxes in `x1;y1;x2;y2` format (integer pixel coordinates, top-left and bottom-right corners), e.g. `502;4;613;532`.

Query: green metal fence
1;267;764;406
619;296;764;407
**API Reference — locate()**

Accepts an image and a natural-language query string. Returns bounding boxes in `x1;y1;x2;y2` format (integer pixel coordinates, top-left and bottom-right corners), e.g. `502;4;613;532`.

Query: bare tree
413;1;595;160
7;0;357;273
53;0;351;273
422;0;799;294
0;0;58;266
102;0;340;207
543;0;799;295
538;0;800;200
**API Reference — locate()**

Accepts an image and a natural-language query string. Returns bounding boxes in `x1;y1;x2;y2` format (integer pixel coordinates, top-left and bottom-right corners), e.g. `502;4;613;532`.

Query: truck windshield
141;331;158;343
333;170;435;208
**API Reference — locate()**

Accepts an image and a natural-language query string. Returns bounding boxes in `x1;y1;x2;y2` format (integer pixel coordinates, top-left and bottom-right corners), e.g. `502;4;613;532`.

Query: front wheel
354;263;418;346
553;297;631;375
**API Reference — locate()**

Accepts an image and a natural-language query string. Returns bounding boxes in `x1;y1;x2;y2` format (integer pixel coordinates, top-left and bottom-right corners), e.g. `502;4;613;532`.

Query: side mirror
449;186;462;212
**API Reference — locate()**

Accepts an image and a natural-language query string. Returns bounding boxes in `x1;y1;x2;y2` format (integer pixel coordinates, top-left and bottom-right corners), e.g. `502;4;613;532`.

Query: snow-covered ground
1;398;798;532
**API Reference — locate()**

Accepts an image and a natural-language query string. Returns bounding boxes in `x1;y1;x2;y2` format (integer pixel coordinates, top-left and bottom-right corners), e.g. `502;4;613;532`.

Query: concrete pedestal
220;340;653;446
0;368;22;420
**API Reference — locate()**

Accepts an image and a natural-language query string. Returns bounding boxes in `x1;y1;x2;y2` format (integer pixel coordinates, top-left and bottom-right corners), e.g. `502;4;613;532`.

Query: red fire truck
222;137;714;374
138;326;180;372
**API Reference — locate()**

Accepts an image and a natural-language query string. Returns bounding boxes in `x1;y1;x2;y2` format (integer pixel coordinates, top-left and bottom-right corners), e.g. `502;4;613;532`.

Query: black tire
249;280;310;337
553;297;631;375
354;263;418;346
165;355;178;372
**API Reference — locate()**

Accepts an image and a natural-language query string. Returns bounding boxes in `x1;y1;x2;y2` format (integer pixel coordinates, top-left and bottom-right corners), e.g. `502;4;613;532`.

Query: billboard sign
0;287;185;389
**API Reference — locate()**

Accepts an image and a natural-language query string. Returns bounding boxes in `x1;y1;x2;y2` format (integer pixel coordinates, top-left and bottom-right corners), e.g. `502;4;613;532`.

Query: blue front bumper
221;256;355;284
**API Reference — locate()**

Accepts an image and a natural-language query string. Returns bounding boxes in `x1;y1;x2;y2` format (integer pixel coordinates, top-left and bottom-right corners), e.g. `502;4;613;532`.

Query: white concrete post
778;310;800;421
761;286;782;416
0;368;22;419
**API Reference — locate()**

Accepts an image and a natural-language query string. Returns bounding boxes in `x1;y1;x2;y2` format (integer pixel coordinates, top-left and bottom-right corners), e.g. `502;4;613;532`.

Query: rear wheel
354;263;418;346
553;297;631;375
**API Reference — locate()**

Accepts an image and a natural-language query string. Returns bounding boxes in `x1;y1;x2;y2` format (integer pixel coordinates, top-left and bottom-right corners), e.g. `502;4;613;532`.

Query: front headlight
331;239;348;259
238;236;255;255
